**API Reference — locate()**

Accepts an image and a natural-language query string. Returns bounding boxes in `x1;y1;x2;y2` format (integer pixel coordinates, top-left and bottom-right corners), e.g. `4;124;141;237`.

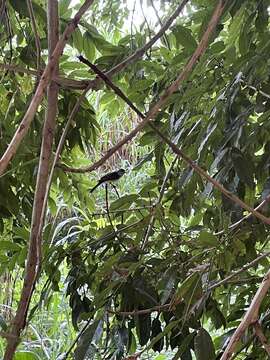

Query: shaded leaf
194;328;215;360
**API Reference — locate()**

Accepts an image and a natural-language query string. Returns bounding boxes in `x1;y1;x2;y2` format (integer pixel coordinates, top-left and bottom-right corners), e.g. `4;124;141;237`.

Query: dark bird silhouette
90;169;125;193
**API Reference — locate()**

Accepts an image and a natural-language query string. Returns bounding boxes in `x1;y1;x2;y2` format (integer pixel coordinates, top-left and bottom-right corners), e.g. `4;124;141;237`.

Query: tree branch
108;303;171;317
0;0;95;176
106;0;189;78
220;269;270;360
65;8;270;227
253;321;270;356
215;194;270;235
58;0;227;174
3;1;60;358
208;251;270;292
0;62;92;90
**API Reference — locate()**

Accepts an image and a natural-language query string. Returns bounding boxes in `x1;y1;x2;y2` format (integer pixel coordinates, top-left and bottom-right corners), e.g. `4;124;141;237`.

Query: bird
90;169;126;193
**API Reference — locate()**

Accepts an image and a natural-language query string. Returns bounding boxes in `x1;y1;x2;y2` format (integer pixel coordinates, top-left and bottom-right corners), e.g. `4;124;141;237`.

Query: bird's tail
90;182;101;193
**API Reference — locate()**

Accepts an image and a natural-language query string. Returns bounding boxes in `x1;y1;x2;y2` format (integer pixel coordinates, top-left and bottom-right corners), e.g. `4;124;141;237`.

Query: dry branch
220;269;270;360
254;321;270;356
0;0;95;176
59;0;227;174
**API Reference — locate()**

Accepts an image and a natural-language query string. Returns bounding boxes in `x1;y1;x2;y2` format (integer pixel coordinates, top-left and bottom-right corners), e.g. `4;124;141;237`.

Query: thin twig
240;79;270;100
61;317;92;360
142;155;178;250
91;205;153;216
215;194;270;235
108;303;171;317
149;0;171;50
208;251;270;292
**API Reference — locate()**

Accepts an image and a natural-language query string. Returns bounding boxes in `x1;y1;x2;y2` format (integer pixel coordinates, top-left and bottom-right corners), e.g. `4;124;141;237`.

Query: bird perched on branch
90;169;126;193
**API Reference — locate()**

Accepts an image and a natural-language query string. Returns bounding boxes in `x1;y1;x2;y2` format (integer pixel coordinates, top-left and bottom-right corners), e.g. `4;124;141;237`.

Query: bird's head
118;169;125;176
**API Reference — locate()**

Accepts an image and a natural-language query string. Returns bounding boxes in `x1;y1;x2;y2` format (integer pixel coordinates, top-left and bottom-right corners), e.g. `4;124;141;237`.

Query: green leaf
154;355;167;360
74;320;101;360
231;147;255;188
173;25;197;52
110;194;138;211
59;0;71;16
197;231;218;248
83;32;96;62
172;332;196;360
194;328;215;360
71;28;84;53
175;272;201;303
0;241;21;252
136;313;151;346
14;352;39;360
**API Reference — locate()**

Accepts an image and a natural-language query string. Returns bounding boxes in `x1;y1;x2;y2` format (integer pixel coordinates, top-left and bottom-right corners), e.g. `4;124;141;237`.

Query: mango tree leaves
194;328;215;360
231;147;255;188
74;319;102;360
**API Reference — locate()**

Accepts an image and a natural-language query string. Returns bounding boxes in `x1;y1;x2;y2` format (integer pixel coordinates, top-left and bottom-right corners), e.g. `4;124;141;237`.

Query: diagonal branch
105;0;189;78
220;269;270;360
58;0;227;174
0;0;95;176
0;0;188;93
208;251;270;292
60;8;270;227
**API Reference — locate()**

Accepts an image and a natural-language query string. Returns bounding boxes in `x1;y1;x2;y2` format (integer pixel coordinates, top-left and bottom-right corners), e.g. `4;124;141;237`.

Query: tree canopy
1;0;270;359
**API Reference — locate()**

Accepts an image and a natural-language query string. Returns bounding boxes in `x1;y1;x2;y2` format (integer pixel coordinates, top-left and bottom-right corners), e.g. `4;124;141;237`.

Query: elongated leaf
231;147;255;188
194;328;215;360
74;320;101;360
173;25;197;52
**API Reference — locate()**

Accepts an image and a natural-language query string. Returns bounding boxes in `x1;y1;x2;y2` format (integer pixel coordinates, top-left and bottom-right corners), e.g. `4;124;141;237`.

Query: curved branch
58;0;227;174
0;0;95;176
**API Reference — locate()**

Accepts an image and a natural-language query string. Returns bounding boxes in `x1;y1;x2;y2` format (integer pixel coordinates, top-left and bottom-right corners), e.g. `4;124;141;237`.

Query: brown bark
3;1;60;358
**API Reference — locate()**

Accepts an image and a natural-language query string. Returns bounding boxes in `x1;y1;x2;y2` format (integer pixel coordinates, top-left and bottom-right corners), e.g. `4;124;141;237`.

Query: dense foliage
1;0;270;359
